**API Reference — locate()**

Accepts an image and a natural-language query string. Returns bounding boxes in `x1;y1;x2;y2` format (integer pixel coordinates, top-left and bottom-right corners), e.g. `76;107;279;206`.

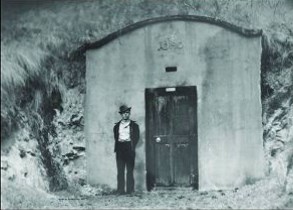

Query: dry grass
1;1;293;208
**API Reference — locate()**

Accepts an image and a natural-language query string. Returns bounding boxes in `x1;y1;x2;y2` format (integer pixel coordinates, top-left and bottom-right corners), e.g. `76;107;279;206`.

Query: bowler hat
119;105;131;114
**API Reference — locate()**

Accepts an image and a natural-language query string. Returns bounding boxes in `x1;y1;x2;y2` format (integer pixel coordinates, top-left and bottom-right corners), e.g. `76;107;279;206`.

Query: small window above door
165;66;177;72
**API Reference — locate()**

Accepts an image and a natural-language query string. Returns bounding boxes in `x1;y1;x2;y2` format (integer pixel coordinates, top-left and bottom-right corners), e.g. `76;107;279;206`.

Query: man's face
121;111;130;121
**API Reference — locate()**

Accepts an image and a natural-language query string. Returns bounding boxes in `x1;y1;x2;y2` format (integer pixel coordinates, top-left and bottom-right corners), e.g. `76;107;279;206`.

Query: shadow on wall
135;131;145;191
135;158;145;191
201;29;231;103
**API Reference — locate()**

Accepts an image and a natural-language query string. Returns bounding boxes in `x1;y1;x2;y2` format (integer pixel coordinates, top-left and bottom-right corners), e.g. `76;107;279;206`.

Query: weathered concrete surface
86;20;264;191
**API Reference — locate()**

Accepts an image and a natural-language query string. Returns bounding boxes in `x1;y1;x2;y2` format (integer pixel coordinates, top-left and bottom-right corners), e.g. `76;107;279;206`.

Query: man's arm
113;124;118;141
113;124;119;152
133;123;140;147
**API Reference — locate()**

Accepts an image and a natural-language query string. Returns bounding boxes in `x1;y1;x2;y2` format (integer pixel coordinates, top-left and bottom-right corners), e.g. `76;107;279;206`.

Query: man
113;105;140;194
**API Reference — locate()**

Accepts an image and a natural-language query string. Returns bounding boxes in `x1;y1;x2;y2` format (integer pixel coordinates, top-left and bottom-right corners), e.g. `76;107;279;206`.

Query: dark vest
113;120;140;152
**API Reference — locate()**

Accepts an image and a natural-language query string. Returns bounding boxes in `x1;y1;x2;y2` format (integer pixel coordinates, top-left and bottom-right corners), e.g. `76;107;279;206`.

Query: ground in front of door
2;176;293;209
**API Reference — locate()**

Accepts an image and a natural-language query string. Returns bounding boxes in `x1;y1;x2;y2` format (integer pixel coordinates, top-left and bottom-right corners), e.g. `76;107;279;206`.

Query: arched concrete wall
85;19;264;191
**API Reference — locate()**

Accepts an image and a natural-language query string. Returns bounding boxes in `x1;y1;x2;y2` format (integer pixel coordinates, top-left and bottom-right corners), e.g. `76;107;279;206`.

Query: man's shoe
116;190;126;195
126;191;135;196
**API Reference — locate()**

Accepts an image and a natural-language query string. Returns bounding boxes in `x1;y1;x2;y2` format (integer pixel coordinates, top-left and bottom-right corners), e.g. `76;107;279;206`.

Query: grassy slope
1;0;293;208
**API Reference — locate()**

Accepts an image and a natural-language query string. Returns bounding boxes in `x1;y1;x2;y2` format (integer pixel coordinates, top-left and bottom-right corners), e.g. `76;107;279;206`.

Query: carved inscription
158;34;183;51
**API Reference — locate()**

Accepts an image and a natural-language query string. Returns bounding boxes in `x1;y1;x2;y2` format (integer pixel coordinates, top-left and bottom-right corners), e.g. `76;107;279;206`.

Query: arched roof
75;15;262;55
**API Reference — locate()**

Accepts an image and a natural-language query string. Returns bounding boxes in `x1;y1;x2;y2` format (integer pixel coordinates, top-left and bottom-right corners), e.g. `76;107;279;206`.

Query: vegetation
1;0;293;208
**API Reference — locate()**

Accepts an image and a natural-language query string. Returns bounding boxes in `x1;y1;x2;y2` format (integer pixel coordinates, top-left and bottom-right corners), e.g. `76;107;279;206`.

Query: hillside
1;0;293;209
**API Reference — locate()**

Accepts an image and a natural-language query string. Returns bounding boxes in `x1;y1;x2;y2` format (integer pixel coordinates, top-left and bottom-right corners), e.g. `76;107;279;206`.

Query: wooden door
145;86;198;190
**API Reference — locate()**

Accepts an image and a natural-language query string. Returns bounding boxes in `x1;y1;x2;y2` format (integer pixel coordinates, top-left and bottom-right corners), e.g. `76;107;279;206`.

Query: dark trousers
116;142;135;193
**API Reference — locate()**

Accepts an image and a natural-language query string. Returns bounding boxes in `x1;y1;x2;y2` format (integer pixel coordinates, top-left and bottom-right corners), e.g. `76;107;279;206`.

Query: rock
53;109;61;117
200;191;208;195
63;158;69;166
177;195;184;199
218;190;225;196
1;161;9;171
65;152;76;158
27;151;36;157
19;149;26;158
70;114;78;121
73;146;85;152
58;121;66;127
64;151;80;160
8;171;16;181
69;115;84;127
78;178;86;186
8;175;16;181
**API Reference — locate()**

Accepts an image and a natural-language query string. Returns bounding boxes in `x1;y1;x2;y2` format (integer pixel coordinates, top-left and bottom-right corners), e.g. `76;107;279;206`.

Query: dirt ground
3;176;292;210
54;187;292;210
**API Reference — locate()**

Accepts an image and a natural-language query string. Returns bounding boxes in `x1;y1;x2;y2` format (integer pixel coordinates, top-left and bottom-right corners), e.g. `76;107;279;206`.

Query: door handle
155;137;161;143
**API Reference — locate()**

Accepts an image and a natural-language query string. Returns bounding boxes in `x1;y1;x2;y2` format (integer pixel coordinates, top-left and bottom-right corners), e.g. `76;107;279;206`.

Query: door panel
155;144;171;185
174;143;190;185
152;95;172;186
146;86;198;190
153;96;170;136
172;95;191;135
171;94;194;185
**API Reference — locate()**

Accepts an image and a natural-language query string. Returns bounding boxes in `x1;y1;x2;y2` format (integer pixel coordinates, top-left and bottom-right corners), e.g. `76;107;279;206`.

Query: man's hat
119;105;131;114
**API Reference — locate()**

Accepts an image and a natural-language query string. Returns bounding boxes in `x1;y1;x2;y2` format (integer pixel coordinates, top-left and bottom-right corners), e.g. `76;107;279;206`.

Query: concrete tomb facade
85;16;264;191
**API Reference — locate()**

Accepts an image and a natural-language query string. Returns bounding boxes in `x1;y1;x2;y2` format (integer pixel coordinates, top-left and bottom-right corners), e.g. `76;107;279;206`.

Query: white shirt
118;121;131;142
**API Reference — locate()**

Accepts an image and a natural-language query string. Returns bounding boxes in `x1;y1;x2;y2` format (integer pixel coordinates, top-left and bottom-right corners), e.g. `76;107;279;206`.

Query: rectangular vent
165;66;177;72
